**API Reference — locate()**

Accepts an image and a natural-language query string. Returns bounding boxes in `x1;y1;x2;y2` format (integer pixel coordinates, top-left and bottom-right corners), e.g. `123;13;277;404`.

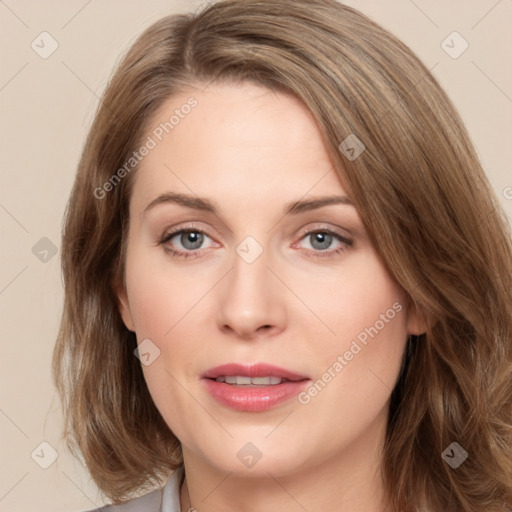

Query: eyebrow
143;192;354;216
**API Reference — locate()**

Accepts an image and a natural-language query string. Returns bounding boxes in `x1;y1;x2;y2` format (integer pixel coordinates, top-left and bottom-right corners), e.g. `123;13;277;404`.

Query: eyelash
158;225;353;260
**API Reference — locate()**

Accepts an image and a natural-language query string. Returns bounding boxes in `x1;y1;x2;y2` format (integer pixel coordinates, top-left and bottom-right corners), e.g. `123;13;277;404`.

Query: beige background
0;1;511;511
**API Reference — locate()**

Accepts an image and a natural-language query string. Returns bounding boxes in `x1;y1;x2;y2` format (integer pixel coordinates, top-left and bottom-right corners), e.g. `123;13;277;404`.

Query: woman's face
118;81;423;478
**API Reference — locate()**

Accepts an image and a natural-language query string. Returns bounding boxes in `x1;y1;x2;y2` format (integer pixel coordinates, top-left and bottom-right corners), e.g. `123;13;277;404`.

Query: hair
52;0;512;510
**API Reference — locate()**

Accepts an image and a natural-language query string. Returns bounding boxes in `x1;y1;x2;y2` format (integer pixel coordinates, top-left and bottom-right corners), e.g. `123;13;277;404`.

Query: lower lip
202;379;310;412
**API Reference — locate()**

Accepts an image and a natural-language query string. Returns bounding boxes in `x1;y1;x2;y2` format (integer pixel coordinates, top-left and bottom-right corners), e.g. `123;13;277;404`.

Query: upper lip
201;363;309;382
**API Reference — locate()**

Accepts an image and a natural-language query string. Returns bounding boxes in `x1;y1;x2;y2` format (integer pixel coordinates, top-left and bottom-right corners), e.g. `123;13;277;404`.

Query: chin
186;431;317;478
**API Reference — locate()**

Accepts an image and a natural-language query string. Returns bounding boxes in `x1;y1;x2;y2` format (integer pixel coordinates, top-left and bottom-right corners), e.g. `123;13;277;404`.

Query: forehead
131;82;348;210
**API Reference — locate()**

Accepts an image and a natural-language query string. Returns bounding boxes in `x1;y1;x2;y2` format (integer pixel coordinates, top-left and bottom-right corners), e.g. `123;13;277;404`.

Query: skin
117;81;425;512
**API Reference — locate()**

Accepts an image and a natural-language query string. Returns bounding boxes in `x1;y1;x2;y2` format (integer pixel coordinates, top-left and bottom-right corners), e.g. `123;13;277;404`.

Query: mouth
201;363;310;412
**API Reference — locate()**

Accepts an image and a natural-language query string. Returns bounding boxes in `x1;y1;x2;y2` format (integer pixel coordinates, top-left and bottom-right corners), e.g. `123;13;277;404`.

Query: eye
302;232;337;251
159;228;215;258
173;230;207;250
296;229;352;257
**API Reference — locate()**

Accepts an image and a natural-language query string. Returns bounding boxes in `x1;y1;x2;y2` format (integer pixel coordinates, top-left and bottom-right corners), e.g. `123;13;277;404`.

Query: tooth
251;377;271;385
217;375;286;385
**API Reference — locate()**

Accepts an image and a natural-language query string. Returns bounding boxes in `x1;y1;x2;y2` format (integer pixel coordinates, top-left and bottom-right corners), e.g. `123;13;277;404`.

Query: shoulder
84;466;183;512
85;487;162;512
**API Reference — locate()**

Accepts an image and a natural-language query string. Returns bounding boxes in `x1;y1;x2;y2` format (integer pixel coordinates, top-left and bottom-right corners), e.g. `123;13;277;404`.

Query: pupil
311;232;332;250
182;231;203;249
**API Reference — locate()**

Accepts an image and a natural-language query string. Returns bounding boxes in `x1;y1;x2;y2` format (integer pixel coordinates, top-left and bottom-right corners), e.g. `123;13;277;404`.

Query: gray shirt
87;466;183;512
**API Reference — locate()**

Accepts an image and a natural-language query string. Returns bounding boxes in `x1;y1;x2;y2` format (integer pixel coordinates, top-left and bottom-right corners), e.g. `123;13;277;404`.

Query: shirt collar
161;465;184;512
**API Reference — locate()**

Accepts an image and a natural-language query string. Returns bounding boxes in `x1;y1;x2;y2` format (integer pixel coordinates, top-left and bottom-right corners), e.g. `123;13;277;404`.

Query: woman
53;0;512;511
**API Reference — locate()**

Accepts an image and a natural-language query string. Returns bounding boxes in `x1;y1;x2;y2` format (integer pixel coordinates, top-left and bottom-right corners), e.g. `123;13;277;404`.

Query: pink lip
202;363;308;381
201;363;310;412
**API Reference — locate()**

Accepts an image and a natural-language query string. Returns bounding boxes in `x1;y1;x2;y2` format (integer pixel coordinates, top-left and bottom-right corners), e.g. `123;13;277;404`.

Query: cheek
298;250;407;355
123;249;203;438
123;245;214;393
295;252;409;426
313;259;407;409
124;244;211;338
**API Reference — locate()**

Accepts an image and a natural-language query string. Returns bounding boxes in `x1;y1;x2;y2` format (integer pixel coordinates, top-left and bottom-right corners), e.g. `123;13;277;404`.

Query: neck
179;410;391;512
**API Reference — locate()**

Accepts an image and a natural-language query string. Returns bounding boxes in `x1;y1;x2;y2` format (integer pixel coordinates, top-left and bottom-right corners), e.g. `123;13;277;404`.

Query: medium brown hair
53;1;512;509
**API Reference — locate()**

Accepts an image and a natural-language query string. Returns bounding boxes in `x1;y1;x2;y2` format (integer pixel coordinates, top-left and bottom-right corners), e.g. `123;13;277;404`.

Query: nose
215;248;287;340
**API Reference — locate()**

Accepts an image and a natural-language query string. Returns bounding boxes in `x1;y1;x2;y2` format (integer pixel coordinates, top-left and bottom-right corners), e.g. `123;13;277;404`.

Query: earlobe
406;301;429;336
114;281;136;332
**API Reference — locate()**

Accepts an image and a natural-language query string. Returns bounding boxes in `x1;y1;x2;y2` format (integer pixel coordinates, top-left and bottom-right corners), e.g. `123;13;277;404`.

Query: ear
113;277;136;332
406;299;430;336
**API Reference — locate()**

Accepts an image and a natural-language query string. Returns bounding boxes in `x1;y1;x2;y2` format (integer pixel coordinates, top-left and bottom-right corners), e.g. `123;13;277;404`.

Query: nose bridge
215;240;286;337
230;248;269;300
